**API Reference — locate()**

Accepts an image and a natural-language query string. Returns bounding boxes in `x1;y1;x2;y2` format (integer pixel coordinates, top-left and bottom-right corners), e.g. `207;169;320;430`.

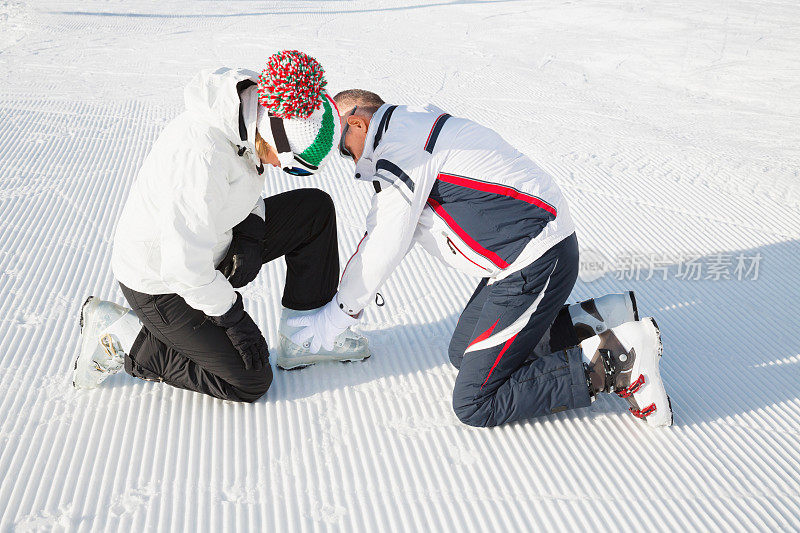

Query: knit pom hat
256;50;341;176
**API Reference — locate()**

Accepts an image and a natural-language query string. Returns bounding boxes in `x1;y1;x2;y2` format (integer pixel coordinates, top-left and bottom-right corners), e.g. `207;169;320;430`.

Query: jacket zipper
444;233;490;272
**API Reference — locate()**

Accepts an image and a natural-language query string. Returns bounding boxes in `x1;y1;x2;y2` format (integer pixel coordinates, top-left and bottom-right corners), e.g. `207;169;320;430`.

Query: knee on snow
452;397;498;428
230;365;273;403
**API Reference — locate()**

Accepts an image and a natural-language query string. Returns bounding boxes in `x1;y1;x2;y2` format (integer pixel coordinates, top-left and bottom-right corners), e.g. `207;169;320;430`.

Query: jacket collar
236;79;257;145
235;79;264;174
354;103;396;180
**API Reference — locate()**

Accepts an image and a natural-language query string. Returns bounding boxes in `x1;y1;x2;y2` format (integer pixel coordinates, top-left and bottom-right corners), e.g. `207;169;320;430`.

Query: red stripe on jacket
341;233;367;282
424;113;447;149
446;236;490;272
437;173;557;217
426;198;510;269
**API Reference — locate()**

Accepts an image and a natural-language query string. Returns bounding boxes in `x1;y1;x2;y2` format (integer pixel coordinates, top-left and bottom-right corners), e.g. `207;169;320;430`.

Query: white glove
287;296;359;353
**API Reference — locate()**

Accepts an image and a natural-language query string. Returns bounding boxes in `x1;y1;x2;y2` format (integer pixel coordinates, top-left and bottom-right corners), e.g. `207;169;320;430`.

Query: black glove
209;293;268;371
218;213;265;288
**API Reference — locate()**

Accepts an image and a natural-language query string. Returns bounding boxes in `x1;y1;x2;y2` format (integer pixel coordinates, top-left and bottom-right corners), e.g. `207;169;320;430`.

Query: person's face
259;142;281;168
255;131;281;168
339;109;370;163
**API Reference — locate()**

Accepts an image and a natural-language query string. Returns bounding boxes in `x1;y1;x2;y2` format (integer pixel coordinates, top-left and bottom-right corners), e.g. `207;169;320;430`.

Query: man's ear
347;114;370;132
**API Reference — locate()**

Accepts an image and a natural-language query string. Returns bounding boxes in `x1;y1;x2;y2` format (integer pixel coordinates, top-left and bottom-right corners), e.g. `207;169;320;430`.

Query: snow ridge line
3;1;800;530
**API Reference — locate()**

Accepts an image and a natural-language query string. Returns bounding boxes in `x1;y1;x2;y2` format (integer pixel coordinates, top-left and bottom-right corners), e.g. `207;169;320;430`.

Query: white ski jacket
337;104;575;315
112;68;266;316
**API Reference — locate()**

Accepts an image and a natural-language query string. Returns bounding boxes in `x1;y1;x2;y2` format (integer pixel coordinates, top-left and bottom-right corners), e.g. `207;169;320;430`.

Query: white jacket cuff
178;272;237;316
250;198;265;220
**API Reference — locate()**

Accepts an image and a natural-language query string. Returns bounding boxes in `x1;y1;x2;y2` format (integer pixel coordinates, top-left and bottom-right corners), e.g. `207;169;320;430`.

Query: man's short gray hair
334;89;385;116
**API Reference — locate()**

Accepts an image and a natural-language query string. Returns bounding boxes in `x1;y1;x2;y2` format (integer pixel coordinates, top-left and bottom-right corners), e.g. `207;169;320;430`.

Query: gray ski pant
449;233;591;427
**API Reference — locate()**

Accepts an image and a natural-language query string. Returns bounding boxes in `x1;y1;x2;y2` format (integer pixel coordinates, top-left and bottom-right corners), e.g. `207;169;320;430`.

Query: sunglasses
339;106;358;161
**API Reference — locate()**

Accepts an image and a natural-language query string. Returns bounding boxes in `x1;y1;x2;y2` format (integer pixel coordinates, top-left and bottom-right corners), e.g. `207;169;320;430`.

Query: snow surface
1;0;800;531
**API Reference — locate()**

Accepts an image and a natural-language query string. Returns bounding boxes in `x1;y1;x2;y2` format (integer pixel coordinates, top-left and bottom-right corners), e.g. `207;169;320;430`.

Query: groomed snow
1;1;799;531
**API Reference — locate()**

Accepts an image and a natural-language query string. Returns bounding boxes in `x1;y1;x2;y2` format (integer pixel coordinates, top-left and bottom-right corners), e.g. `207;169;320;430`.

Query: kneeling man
290;89;673;427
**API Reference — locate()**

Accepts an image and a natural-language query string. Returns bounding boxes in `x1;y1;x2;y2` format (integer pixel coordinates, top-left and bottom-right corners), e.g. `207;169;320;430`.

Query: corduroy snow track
1;0;799;531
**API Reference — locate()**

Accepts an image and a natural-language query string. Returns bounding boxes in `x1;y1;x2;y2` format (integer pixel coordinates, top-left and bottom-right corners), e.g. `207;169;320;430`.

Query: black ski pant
121;188;339;402
448;233;591;427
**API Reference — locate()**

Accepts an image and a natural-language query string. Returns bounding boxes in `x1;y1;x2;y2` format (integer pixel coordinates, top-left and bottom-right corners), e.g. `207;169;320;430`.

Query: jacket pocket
442;232;492;275
519;253;559;295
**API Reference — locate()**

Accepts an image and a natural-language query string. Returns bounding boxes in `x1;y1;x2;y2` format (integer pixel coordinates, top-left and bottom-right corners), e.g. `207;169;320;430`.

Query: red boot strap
616;374;645;398
630;403;656;418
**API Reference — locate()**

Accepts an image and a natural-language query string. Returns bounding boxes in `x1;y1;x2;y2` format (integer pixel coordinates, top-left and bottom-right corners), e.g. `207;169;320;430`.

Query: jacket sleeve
250;196;265;220
337;144;439;315
159;149;237;316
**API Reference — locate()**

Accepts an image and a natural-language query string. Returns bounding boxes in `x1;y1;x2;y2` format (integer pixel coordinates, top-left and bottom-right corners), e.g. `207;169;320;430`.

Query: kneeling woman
74;51;368;402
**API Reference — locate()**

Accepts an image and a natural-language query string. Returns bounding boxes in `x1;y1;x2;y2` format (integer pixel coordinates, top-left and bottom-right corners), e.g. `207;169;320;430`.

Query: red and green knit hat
256;50;341;174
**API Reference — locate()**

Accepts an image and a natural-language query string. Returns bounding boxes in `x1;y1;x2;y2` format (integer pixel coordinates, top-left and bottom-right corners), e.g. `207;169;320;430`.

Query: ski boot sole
277;353;371;371
647;317;673;427
79;295;94;333
73;297;123;388
629;290;640;321
74;296;99;388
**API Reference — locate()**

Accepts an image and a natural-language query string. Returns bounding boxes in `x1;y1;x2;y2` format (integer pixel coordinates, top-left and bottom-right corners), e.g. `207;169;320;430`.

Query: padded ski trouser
260;188;339;311
450;288;579;367
449;233;591;427
120;188;339;402
121;284;273;402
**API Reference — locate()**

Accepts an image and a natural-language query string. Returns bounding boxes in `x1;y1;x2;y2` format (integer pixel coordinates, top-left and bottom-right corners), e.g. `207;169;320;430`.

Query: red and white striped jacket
337;103;575;315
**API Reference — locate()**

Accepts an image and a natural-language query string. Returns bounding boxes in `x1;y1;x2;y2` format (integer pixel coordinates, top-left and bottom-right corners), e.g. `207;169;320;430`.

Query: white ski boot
276;308;370;370
73;297;141;389
581;317;673;427
569;291;638;340
534;291;639;356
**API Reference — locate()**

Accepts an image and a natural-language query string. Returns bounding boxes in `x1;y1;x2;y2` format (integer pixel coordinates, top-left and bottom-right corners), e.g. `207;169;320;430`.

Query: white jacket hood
112;67;269;316
184;67;261;154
